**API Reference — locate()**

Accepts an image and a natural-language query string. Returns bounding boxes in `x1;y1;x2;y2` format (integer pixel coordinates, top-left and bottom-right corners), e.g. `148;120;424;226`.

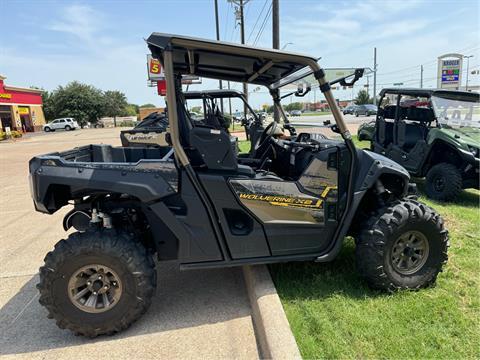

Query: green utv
30;34;449;337
357;88;480;201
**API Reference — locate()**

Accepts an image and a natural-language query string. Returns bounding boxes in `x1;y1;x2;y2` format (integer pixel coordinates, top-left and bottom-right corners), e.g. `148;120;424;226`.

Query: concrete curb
243;265;301;360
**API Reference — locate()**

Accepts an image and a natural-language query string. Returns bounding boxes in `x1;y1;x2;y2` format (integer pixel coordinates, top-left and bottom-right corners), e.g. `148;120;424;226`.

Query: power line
252;3;272;46
246;0;269;43
377;45;480;77
223;0;231;40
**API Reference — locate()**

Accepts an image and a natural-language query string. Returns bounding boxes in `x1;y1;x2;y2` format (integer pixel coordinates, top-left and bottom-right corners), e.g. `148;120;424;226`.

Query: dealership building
0;75;46;132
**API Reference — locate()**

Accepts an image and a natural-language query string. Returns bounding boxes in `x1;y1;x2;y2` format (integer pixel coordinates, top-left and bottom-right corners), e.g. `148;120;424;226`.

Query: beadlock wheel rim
67;264;123;313
433;175;445;192
390;230;429;275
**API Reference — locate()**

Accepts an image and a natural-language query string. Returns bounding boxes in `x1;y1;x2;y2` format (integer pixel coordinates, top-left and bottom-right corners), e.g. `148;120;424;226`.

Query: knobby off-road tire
356;199;448;291
37;231;156;337
425;163;462;201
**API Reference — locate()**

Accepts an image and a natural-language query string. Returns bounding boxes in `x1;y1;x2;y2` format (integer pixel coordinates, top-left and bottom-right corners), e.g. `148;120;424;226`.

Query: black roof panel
146;33;319;88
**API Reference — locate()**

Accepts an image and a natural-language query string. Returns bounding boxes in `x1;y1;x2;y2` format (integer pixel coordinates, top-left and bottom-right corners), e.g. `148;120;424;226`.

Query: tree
355;89;372;105
49;81;105;127
284;102;303;112
40;90;56;121
103;90;129;126
190;106;202;114
139;103;156;108
125;103;139;116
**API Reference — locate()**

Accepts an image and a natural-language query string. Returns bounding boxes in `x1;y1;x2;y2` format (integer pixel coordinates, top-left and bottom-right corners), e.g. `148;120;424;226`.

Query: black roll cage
146;33;358;251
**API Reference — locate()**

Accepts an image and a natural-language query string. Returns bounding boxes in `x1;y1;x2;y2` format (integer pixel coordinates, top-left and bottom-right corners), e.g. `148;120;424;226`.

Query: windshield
431;95;480;130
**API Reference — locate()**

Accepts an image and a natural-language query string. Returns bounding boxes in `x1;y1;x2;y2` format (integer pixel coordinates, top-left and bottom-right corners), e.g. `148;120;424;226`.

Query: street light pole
465;55;474;91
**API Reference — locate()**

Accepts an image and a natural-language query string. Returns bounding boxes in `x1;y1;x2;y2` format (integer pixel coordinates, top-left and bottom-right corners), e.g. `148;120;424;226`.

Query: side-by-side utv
120;89;262;151
357;88;479;200
30;34;449;337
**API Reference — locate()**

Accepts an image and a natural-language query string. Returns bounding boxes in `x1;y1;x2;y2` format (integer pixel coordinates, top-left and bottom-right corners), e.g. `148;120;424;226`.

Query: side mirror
296;83;304;95
294;83;311;97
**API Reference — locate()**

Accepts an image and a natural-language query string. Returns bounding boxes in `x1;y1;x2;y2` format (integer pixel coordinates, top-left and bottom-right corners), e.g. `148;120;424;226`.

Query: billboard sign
147;55;165;81
437;54;463;89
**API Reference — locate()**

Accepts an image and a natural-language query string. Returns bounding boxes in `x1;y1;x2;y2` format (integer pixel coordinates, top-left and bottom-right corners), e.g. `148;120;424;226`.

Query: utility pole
373;47;377;105
239;0;248;117
214;0;224;112
366;75;370;98
420;64;424;88
272;0;280;122
465;55;474;91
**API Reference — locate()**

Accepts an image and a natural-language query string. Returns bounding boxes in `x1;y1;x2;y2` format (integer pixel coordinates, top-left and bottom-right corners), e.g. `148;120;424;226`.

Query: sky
1;0;479;109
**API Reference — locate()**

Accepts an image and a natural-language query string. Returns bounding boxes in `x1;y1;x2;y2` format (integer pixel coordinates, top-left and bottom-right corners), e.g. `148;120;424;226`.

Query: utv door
197;142;349;259
230;145;347;256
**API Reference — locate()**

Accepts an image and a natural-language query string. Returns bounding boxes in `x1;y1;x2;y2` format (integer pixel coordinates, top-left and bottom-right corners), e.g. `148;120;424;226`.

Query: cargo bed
29;144;178;214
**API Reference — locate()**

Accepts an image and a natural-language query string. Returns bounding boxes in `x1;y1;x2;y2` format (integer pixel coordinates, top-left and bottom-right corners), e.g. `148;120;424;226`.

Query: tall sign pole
214;0;224;112
420;65;424;88
272;0;280;121
373;47;377;105
465;55;474;91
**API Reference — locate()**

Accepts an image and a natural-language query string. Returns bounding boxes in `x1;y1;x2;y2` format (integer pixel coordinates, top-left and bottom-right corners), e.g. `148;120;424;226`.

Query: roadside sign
437;54;463;89
5;126;11;136
157;80;167;96
147;55;165;81
147;54;202;88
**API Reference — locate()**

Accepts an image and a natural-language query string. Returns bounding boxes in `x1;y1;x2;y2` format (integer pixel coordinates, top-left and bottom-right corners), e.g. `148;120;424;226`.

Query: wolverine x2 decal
230;177;337;225
238;188;336;209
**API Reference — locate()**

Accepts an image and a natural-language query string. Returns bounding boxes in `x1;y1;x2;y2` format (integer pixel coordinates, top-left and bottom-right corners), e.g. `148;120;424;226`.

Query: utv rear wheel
37;231;156;337
425;163;462;201
356;199;448;291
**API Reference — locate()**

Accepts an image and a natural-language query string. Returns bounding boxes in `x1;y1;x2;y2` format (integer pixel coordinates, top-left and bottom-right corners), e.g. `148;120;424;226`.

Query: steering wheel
255;121;278;151
249;121;281;165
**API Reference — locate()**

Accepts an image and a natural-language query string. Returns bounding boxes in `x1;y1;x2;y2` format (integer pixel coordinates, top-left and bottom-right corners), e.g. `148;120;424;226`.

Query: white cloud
48;4;104;44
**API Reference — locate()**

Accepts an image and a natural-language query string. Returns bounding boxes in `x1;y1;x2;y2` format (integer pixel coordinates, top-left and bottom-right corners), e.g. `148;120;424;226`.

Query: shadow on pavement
0;262;251;356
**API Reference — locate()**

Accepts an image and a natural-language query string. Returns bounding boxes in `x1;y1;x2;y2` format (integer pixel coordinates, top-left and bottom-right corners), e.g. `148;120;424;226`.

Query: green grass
351;135;370;149
270;176;480;357
238;139;251;154
301;112;332;117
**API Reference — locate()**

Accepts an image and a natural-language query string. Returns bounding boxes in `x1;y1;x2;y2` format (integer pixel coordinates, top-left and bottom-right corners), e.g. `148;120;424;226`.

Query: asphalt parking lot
0;128;259;359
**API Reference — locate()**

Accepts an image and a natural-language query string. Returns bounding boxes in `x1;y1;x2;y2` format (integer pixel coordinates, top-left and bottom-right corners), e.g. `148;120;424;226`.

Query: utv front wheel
356;199;448;291
425;163;462;201
37;231;156;337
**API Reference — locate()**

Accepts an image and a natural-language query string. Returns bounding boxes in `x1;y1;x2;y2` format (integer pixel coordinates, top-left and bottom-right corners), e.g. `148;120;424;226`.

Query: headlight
468;146;479;158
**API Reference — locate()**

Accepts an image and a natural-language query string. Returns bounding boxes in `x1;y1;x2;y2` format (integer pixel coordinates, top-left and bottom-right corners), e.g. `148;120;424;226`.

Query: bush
0;130;22;140
119;120;136;127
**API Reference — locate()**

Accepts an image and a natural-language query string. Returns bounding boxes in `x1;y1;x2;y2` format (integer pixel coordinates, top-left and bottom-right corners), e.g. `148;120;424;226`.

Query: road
0;128;259;359
231;113;374;139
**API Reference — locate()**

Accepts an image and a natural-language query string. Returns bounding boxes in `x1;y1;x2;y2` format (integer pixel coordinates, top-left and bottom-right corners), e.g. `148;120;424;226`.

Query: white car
43;118;80;132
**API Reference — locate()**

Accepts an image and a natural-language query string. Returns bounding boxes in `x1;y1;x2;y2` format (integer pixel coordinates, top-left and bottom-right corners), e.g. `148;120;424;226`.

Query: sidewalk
0;128;259;359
